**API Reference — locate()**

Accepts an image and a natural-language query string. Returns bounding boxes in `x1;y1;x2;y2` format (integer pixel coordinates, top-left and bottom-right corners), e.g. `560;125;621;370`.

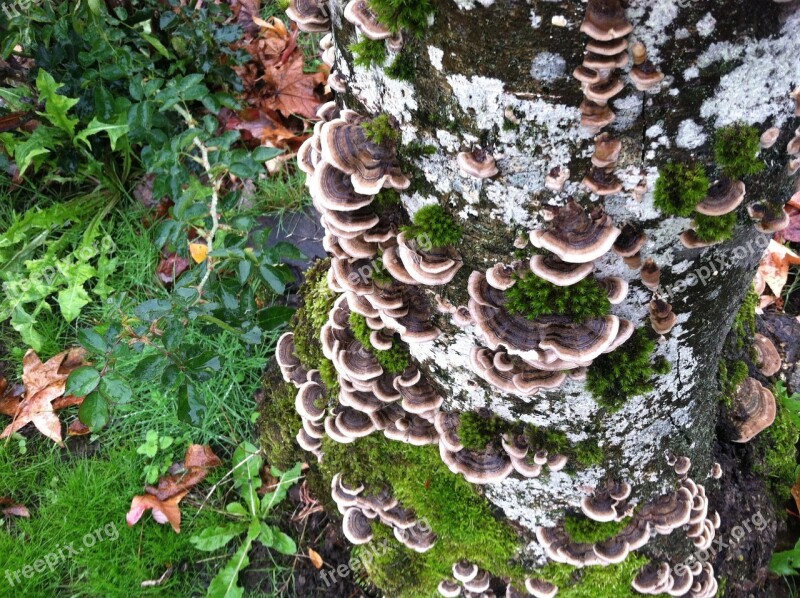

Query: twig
173;105;222;299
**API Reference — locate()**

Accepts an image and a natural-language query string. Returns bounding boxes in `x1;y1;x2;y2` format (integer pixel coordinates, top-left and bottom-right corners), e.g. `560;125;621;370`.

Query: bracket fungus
529;201;621;263
752;333;781;376
695;177;746;216
287;0;331;32
456;148;499;179
729;377;776;443
343;0;392;40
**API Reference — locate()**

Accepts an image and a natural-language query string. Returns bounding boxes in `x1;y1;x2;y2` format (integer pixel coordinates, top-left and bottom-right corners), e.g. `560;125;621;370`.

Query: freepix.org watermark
4;522;119;587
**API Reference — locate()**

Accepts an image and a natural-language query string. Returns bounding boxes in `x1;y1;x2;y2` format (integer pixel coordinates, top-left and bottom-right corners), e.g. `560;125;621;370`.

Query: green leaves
190;523;247;552
78;391;109;431
75;117;130;151
35;69;80;135
232;442;262;517
771;538;800;576
66;366;101;397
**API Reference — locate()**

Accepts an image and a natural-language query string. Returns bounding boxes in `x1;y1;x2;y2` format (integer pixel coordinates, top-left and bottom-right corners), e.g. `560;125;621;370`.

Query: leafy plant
136;429;189;484
771;537;800;576
190;442;301;598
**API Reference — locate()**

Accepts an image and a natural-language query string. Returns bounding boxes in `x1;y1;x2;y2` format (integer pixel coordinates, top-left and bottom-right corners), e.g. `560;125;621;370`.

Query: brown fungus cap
530;201;621;263
598;276;629;304
591;133;623;168
695;177;746;217
545;165;570;191
760;127;781;149
525;578;558;598
580;0;633;40
287;0;331;32
457;149;499;179
582;167;623;195
612;223;646;257
394;521;436;553
311;161;375;213
753;333;781;376
439;444;514;484
630;61;665;92
529;254;595;286
631;562;672;595
343;0;391;40
679;229;718;249
755;205;790;233
342;507;373;544
586;37;629;56
580;99;616;130
538;315;621;363
584;75;626;102
649;299;677;335
437;580;461;597
453;561;479;583
462;570;491;593
640;258;661;291
730;377;776;442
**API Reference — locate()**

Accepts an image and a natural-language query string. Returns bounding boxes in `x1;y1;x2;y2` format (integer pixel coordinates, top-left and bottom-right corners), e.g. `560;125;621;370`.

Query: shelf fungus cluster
535;468;719;597
728;377;776;443
331;474;435;552
435;412;568;484
437;562;559;598
575;0;662;133
463;201;634;401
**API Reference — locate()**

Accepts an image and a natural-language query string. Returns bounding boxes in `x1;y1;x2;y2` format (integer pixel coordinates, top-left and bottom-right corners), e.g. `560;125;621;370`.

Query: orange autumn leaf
0;348;87;446
67;419;91;436
758;239;800;298
184;444;223;469
259;50;326;120
793;473;800;515
189;242;209;264
308;547;324;569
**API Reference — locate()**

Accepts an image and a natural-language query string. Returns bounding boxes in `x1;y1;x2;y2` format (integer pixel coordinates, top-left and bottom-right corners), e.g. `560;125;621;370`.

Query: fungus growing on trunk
456;148;499;179
729;377;777;442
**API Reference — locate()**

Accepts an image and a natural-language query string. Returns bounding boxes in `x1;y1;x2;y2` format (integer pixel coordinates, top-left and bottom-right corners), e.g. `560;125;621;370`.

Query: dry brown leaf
184;444;222;469
758;239;800;298
0;497;30;518
67;419;91;436
220;107;301;149
126;490;189;533
0;348;87;445
259;51;326;120
308;548;324;569
793;474;800;515
157;252;190;285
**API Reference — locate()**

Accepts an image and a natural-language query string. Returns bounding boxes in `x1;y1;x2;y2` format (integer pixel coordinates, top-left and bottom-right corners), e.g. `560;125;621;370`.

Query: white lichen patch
529;10;542;28
626;0;679;63
676;119;708;150
530;52;567;83
427;45;444;72
452;0;495;8
611;94;644;131
699;8;800;127
696;13;717;37
486;468;604;530
401;192;439;217
683;66;700;81
348;65;418;124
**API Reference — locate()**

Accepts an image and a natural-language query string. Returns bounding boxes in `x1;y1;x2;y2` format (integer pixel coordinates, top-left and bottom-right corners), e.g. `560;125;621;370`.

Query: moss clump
371;253;395;285
362;114;400;145
402;204;463;247
349;38;387;67
537;554;650;597
367;0;434;35
386;50;415;81
733;287;758;346
402;142;437;159
563;514;631;544
373;189;402;211
653;162;710;217
525;426;605;468
585;328;664;411
715;123;765;179
321;435;521;597
290;259;339;393
458;411;509;451
349;312;410;374
692;211;737;243
717;359;749;406
505;274;610;323
258;370;304;470
756;387;799;502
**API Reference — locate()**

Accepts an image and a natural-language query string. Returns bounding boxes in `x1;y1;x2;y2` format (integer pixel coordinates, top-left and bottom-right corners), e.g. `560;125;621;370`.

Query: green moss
756;383;800;502
371;254;394;285
402;204;462;247
563;514;631;544
653;162;710;217
349;311;410;374
349;38;387;68
366;0;435;35
258;369;305;470
525;425;604;468
692;211;737;243
733;287;758;346
718;359;748;406
401;142;437;159
386;50;415;81
585;328;662;411
505;274;611;323
537;554;650;597
373;189;401;211
362;113;400;145
715;123;765;179
290;259;339;394
320;435;520;597
458;411;510;451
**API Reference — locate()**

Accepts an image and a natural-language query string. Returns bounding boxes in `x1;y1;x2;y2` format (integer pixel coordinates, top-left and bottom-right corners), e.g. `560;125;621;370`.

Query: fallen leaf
220;107;300;149
259;50;326;120
188;242;209;264
126;490;189;533
758;239;800;298
157;253;190;285
308;547;323;569
184;444;222;468
0;348;87;445
67;419;91;436
0;497;31;518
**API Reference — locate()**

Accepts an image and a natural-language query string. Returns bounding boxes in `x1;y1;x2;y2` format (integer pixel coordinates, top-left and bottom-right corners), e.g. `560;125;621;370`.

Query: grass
0;440;226;597
253;169;311;215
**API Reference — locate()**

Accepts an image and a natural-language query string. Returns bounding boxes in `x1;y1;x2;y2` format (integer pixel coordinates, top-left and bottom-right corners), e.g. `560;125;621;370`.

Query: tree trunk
273;1;800;596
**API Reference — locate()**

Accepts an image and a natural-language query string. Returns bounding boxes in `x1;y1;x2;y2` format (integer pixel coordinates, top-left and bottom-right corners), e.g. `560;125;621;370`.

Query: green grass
253;169;311;215
0;441;226;597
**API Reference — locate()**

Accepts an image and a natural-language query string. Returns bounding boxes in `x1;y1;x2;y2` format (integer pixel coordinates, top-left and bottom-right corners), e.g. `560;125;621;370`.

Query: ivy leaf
35;70;80;135
177;381;206;425
57;283;91;323
74;117;130;151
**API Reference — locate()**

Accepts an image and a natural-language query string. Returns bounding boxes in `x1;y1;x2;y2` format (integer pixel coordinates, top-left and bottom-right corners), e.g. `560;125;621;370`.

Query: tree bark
281;0;800;595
